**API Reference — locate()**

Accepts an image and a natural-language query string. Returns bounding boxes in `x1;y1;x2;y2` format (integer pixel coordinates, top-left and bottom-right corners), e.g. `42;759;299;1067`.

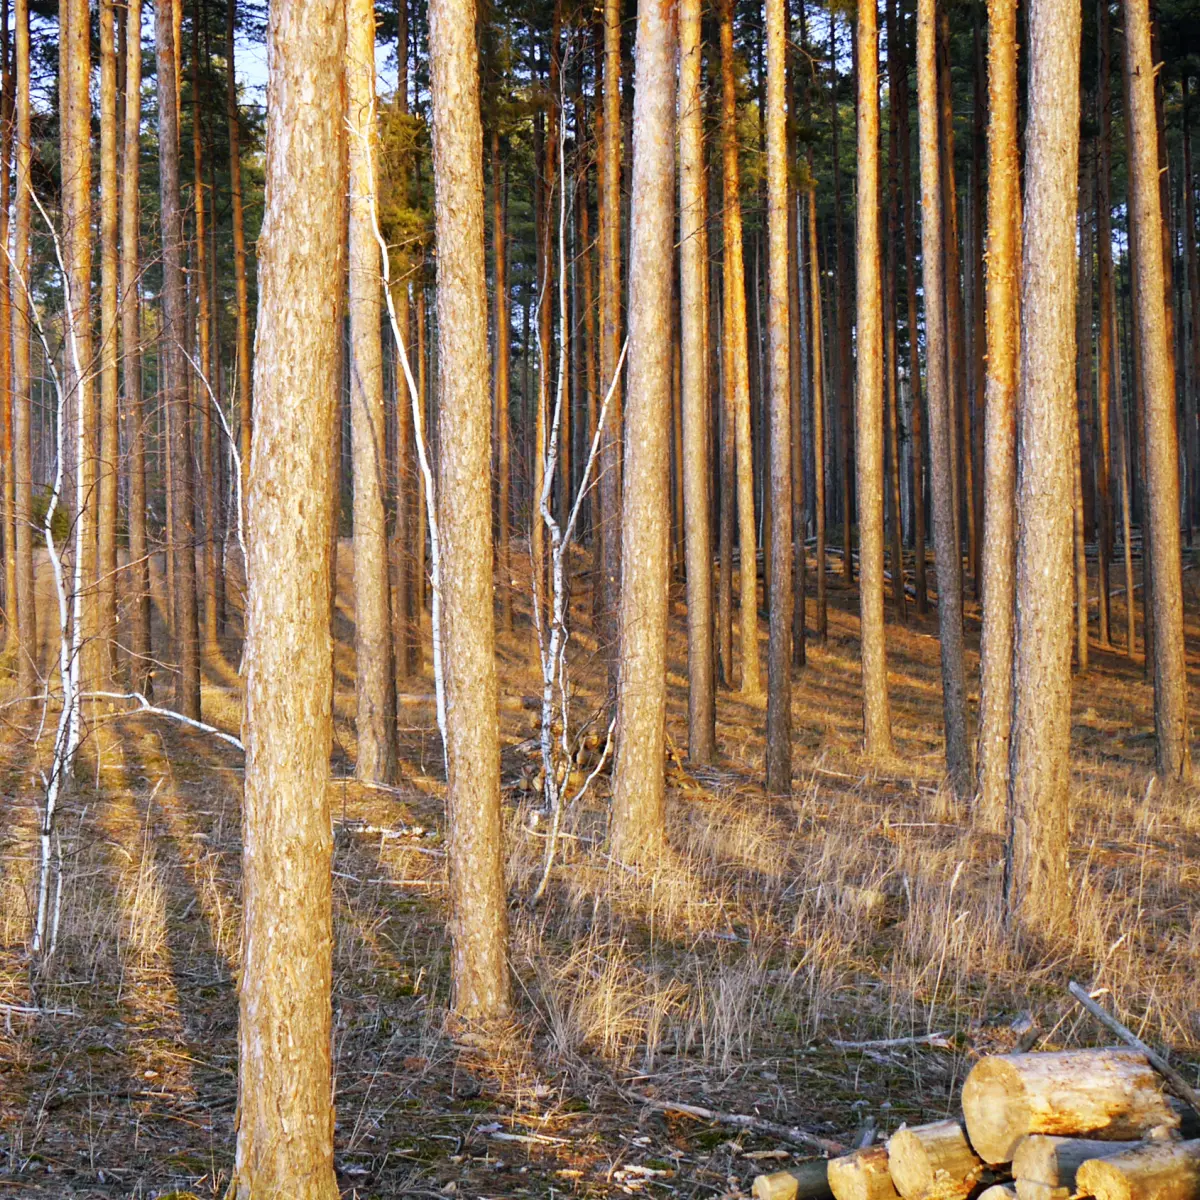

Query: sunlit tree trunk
831;17;854;588
719;0;761;700
1123;0;1192;782
346;0;398;785
612;0;675;861
428;0;511;1019
12;0;33;694
765;0;793;790
1095;0;1115;650
233;0;345;1190
917;0;970;795
1005;0;1080;931
1073;158;1093;673
855;0;894;760
807;184;828;642
788;48;807;667
155;0;201;718
976;0;1018;831
0;6;12;668
679;0;715;764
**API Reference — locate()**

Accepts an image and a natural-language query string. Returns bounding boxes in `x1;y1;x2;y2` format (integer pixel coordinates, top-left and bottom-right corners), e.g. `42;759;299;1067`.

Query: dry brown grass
0;544;1197;1197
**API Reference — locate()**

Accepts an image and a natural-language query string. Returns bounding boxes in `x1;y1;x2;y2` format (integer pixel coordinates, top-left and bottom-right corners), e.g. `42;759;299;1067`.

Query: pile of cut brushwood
755;984;1200;1200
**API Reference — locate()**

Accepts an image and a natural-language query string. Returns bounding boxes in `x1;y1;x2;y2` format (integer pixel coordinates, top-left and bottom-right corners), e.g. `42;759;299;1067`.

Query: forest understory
1;542;1198;1198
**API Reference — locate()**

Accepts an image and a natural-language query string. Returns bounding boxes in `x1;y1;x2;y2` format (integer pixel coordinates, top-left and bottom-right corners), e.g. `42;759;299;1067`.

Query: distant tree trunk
1123;0;1192;782
227;0;252;536
612;0;675;861
679;0;715;764
155;0;201;719
0;3;13;667
429;0;512;1019
807;185;828;640
1112;261;1138;656
1073;158;1093;673
976;0;1019;831
13;0;34;694
233;0;345;1190
970;12;986;594
597;0;623;692
832;17;854;588
885;0;907;622
788;52;808;667
855;0;894;759
719;0;761;700
346;0;398;785
62;0;98;690
765;0;793;791
917;0;970;796
898;2;928;615
1184;79;1200;542
492;129;513;634
1005;0;1080;932
1095;0;1115;650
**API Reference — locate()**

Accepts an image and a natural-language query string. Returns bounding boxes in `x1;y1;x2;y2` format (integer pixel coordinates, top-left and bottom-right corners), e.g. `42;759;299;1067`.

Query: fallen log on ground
827;1145;902;1200
1012;1135;1140;1200
752;1160;835;1200
886;1119;986;1200
962;1050;1179;1163
1075;1139;1200;1200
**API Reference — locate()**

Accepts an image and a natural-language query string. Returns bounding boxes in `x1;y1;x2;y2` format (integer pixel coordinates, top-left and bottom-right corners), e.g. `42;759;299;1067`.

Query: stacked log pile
754;1049;1199;1200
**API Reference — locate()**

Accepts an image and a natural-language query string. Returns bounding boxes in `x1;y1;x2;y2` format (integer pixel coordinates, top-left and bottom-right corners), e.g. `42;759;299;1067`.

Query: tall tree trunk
1095;0;1115;650
193;0;219;659
0;3;12;668
679;0;715;764
1124;0;1192;782
346;0;398;784
1112;258;1138;656
227;0;252;540
807;186;828;640
976;0;1019;831
1184;79;1200;543
832;17;854;588
1005;0;1080;931
970;11;986;594
916;0;970;796
156;0;201;719
612;0;675;861
233;0;345;1189
429;0;512;1019
788;51;808;666
597;0;623;696
765;0;793;790
492;129;513;634
1074;156;1094;672
719;0;761;699
13;0;33;694
62;0;98;690
98;0;118;680
856;0;894;759
899;1;928;614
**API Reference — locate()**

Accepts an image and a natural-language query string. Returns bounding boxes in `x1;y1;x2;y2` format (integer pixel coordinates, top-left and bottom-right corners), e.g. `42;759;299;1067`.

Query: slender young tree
807;183;828;641
719;0;762;699
1095;0;1115;650
612;0;675;861
347;0;398;784
234;0;345;1190
678;0;715;763
1073;165;1092;672
1123;0;1192;782
976;0;1018;830
430;0;512;1019
855;0;893;758
766;0;793;790
916;0;970;795
12;0;33;694
155;0;201;718
1005;0;1080;932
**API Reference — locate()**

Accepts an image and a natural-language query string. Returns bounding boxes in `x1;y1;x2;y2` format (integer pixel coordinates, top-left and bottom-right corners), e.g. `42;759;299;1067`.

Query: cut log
886;1119;986;1200
1075;1139;1200;1200
962;1051;1179;1164
1012;1135;1140;1200
753;1160;835;1200
828;1146;903;1200
979;1186;1018;1200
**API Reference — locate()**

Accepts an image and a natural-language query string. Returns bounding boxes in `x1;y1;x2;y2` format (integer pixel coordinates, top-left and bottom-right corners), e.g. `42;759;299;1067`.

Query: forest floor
2;539;1200;1198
